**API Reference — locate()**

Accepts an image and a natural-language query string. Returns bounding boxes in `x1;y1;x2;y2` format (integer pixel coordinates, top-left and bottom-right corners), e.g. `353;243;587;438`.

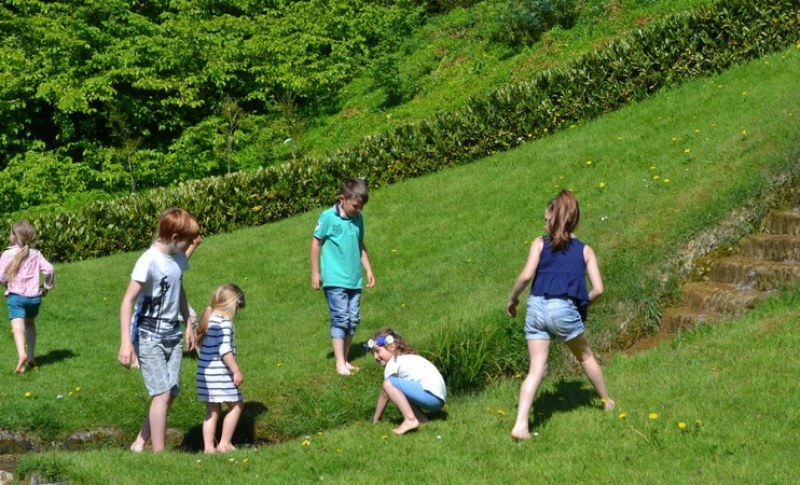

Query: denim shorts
324;287;361;339
137;334;183;397
388;376;445;412
524;295;585;342
6;294;42;319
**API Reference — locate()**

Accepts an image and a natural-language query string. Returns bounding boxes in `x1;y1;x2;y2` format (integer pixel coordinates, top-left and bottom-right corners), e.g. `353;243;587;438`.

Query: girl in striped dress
195;283;246;453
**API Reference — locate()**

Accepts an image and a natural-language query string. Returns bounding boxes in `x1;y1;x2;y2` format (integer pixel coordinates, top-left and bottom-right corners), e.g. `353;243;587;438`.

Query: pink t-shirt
0;246;55;297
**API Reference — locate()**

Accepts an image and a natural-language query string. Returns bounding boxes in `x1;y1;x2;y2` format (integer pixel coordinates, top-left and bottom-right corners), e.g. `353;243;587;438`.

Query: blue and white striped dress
196;313;243;403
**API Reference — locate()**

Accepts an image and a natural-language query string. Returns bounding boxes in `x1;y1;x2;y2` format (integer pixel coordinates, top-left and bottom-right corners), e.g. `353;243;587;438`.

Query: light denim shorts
388;376;445;412
324;287;361;339
137;333;183;397
524;295;585;342
7;294;42;319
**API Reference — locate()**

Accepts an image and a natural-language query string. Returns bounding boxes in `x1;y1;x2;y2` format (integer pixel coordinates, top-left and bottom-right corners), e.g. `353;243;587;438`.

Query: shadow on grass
35;349;76;367
325;340;370;364
180;401;268;452
531;380;598;429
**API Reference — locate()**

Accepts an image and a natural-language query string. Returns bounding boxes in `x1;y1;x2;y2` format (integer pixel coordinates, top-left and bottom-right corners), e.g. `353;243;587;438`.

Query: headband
365;334;396;350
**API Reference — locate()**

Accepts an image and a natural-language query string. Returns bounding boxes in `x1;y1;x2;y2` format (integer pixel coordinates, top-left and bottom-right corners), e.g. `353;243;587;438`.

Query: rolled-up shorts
137;333;183;397
324;287;361;339
524;295;585;342
7;294;42;319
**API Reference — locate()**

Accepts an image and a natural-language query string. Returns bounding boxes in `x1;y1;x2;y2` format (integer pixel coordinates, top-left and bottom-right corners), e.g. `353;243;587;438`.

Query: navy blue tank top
530;236;590;321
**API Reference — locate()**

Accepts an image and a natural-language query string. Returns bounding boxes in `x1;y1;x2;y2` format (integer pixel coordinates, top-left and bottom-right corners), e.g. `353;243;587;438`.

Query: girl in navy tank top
506;190;615;441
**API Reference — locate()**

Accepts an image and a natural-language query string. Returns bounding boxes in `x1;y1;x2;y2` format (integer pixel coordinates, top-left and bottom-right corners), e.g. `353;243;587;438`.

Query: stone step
682;281;765;315
737;234;800;262
706;257;800;291
659;307;725;333
765;209;800;235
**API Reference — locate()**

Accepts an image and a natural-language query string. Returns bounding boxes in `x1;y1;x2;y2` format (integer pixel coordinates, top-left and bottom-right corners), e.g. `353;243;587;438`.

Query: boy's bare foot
204;448;217;454
393;418;420;435
15;356;27;374
345;362;359;373
130;440;146;453
602;398;616;411
510;426;531;441
336;365;352;376
216;444;237;453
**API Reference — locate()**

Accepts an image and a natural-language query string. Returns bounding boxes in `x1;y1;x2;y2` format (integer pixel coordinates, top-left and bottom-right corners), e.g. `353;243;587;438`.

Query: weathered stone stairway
628;208;800;351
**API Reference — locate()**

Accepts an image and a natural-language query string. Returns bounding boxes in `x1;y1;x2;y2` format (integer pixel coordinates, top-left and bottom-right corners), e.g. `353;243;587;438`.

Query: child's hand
311;273;322;290
184;327;196;352
506;297;519;317
233;370;243;387
118;343;135;369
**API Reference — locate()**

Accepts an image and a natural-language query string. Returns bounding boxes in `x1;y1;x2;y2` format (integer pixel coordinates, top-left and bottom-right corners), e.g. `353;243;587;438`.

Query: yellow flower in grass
618;412;628;419
496;409;506;416
599;182;606;189
585;160;593;166
678;422;688;430
242;458;249;464
694;128;701;135
301;439;311;446
652;175;660;181
648;412;659;420
683;148;691;154
24;391;32;398
663;179;670;184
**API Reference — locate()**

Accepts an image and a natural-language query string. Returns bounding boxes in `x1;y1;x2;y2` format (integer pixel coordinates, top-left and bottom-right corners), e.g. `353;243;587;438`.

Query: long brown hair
547;190;580;252
5;220;37;281
195;283;245;344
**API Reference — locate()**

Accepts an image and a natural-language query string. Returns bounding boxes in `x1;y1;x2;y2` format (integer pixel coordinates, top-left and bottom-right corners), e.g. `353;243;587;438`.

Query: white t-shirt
131;246;189;338
384;354;446;402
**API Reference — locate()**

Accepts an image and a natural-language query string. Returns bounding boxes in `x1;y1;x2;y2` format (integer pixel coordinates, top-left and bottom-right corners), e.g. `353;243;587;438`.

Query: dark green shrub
495;0;579;46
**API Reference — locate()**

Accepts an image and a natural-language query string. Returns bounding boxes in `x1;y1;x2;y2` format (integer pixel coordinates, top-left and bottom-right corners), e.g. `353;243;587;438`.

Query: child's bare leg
130;418;150;452
217;401;244;453
343;334;359;372
11;318;27;373
147;391;174;452
511;339;550;440
203;403;221;453
24;319;36;366
566;334;615;410
382;379;420;435
332;338;351;375
411;404;429;424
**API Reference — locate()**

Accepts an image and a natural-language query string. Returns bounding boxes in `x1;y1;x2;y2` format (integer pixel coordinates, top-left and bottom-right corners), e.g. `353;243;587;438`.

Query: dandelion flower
24;391;32;398
228;458;235;463
382;435;389;440
652;175;660;181
277;362;284;368
664;179;670;184
694;128;700;134
741;91;747;96
671;136;678;142
678;422;688;430
618;412;628;419
585;160;593;166
599;182;606;189
648;412;659;420
242;458;249;464
496;409;506;416
683;148;691;154
317;431;323;436
301;439;311;446
75;386;81;392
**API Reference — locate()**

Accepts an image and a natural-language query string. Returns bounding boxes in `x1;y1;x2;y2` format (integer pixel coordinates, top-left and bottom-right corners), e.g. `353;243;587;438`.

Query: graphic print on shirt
137;276;170;332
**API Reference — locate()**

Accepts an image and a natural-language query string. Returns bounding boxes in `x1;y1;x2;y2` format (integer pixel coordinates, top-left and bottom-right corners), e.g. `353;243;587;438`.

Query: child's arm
584;244;605;304
372;388;389;423
507;237;544;317
360;241;375;288
185;235;203;259
119;280;143;368
310;237;323;289
222;353;243;387
180;287;196;352
39;253;55;296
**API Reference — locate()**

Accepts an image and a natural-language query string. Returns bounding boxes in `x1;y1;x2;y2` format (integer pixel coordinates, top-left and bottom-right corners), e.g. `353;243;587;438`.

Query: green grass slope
7;44;800;482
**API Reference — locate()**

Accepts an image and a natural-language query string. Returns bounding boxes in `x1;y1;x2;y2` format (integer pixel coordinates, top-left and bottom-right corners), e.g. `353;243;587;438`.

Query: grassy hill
6;41;800;484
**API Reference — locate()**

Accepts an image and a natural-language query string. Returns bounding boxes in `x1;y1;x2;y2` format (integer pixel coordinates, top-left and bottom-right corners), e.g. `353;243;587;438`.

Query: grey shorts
137;335;183;397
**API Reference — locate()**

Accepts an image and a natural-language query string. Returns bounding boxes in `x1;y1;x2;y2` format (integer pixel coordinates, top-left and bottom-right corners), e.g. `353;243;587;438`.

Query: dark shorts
7;294;42;320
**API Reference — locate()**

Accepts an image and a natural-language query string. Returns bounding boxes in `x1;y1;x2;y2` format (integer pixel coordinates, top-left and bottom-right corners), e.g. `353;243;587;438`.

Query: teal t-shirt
313;204;364;289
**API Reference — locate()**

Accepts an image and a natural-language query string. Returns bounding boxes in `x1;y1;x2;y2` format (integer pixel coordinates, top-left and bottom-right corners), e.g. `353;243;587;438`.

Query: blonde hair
5;220;37;281
195;283;245;344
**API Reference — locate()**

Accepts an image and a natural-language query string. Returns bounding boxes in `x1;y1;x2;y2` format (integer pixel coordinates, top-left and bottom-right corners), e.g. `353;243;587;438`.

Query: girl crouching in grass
367;328;446;435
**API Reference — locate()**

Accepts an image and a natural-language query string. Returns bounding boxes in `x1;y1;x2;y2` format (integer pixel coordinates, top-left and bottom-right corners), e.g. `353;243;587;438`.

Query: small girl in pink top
0;220;55;373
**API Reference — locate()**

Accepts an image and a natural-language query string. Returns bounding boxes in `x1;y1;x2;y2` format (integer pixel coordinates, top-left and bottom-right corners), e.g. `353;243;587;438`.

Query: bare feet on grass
510;426;531;441
393;418;420;435
130;440;146;453
216;443;237;453
346;362;359;373
602;398;616;411
336;365;352;376
15;355;27;374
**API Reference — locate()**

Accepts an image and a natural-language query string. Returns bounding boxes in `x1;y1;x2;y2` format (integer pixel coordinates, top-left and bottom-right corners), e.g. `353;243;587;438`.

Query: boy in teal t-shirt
310;179;376;376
